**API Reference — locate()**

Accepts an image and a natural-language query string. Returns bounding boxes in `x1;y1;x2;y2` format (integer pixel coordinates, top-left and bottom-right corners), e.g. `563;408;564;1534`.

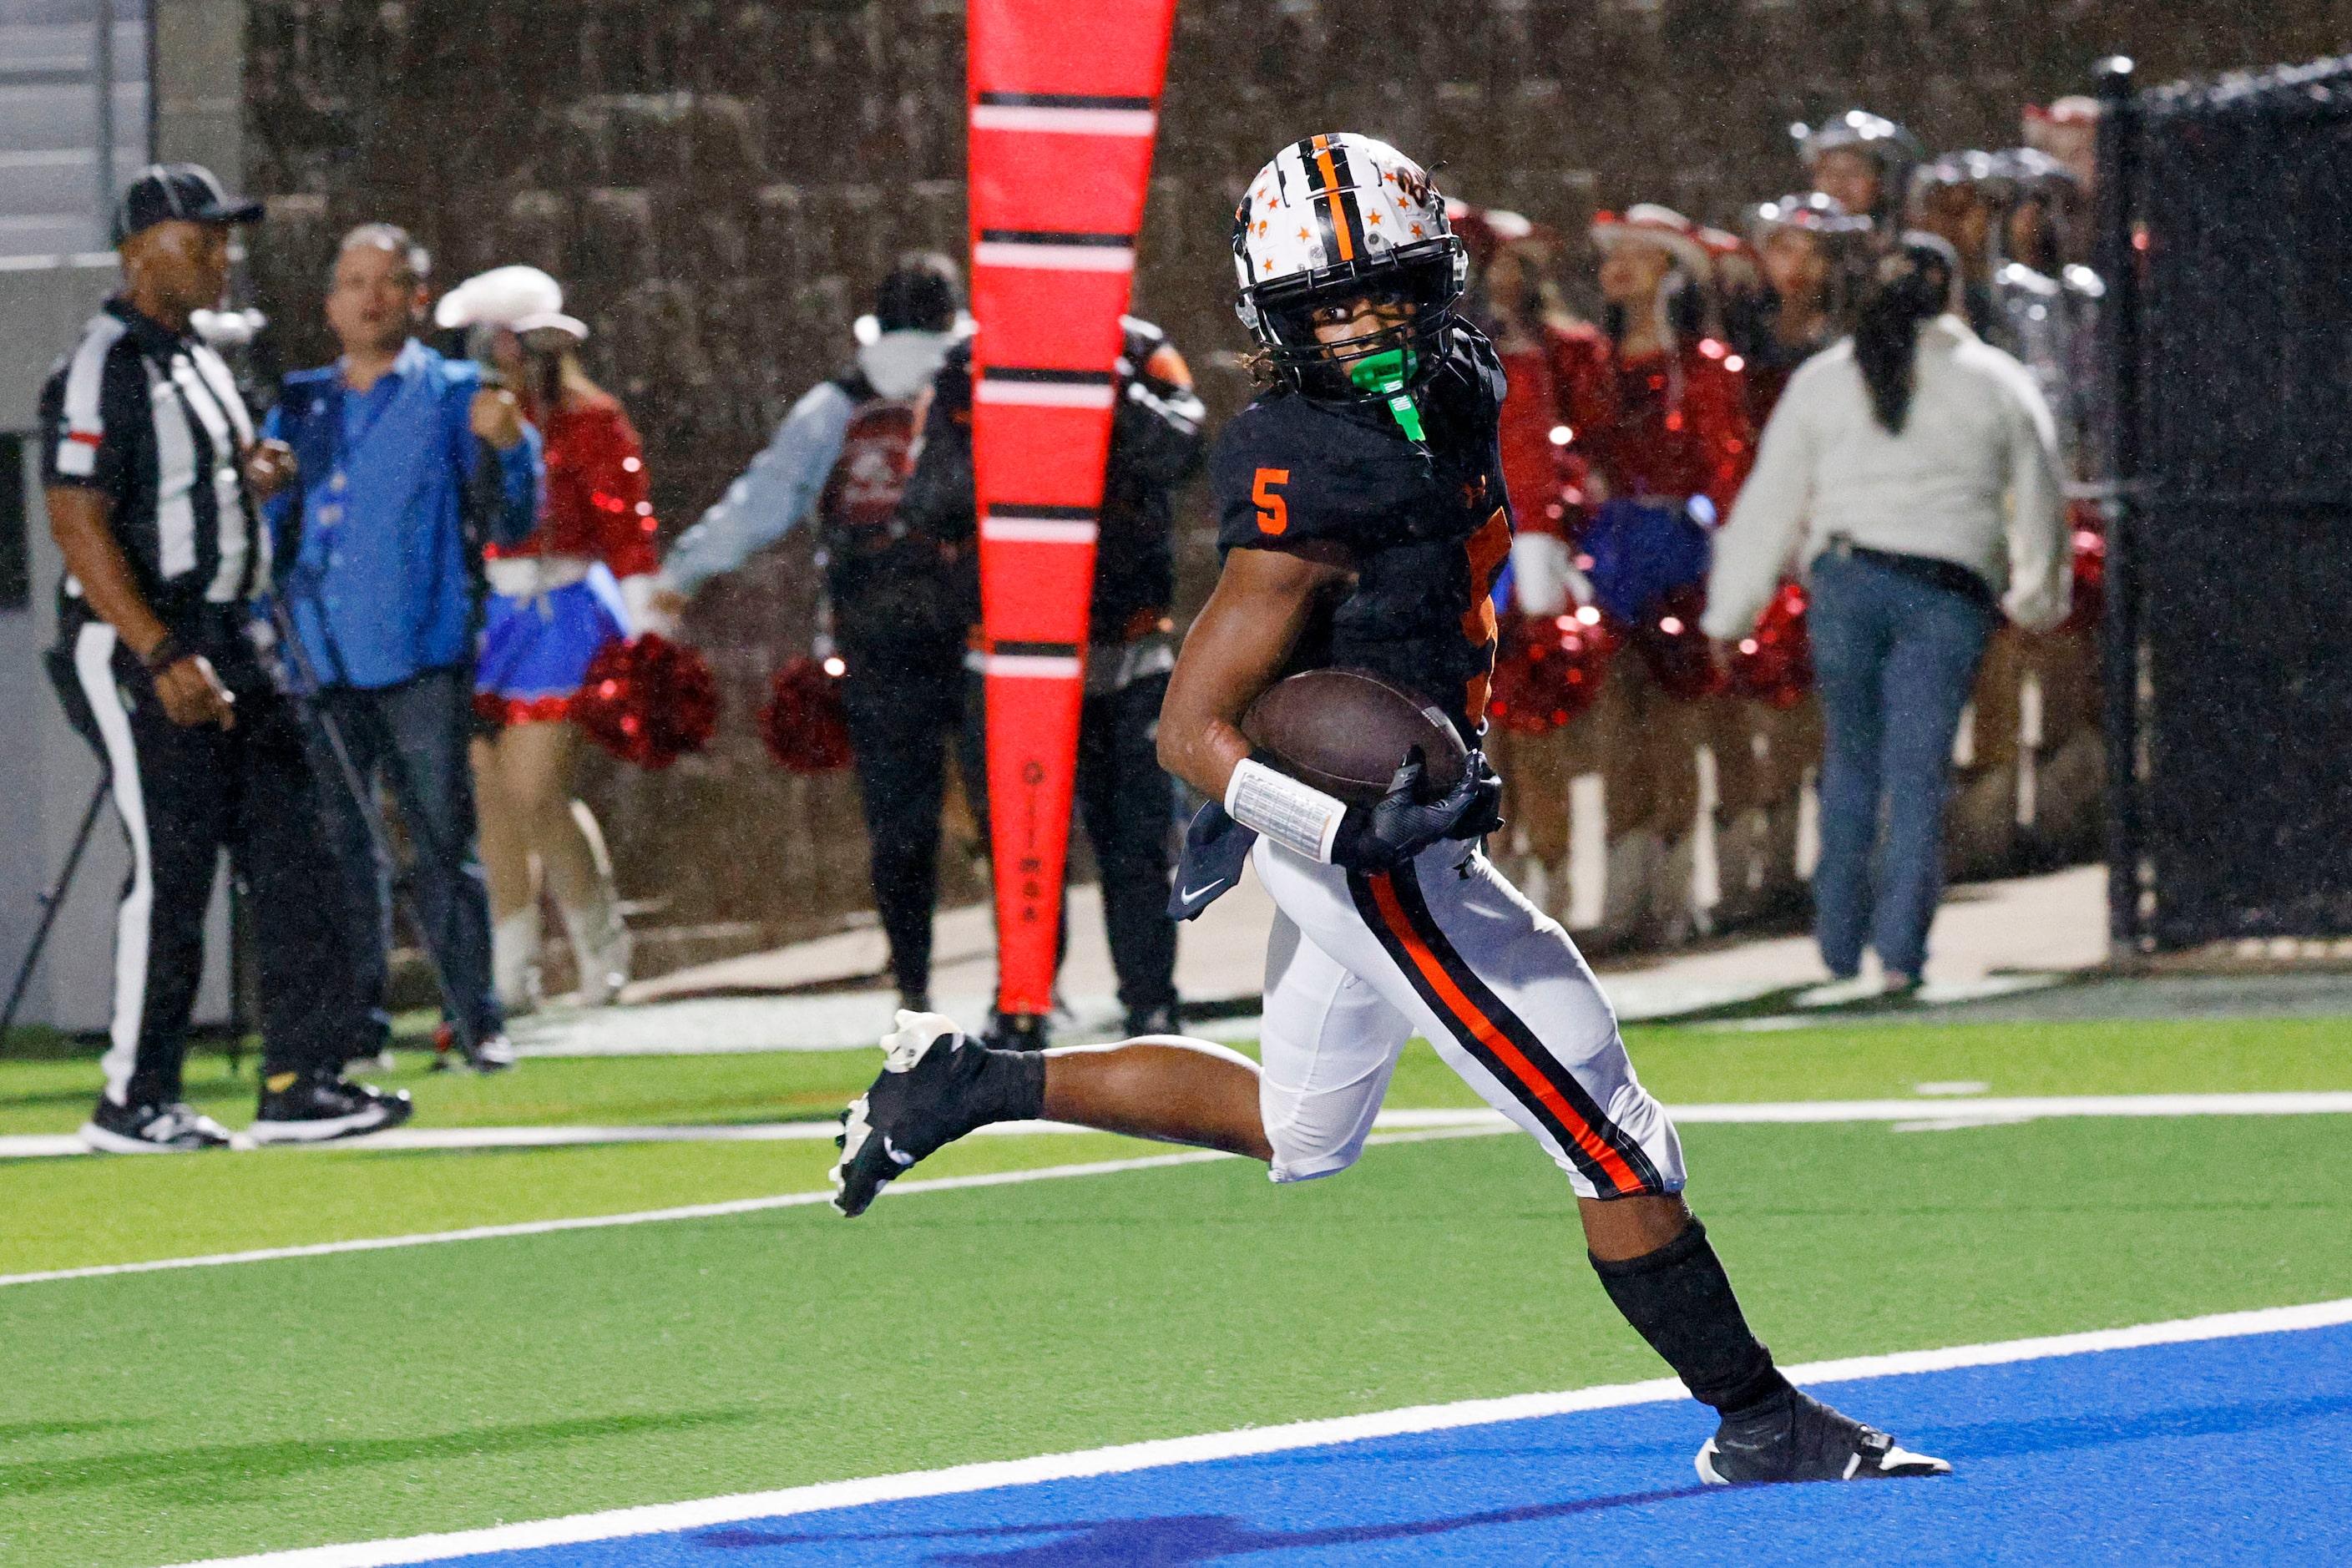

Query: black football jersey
1211;322;1512;745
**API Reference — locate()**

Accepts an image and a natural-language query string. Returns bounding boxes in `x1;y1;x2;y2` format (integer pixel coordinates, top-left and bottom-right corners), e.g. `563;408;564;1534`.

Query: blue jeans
1806;551;1997;979
308;665;503;1050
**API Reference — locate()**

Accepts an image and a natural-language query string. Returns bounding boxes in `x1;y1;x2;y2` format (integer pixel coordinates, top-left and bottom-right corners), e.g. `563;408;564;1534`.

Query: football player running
832;134;1949;1489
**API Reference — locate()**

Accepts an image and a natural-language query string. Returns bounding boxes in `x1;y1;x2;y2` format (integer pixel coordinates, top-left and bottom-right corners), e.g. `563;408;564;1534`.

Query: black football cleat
832;1011;1040;1217
248;1069;414;1146
1697;1388;1950;1485
79;1097;234;1154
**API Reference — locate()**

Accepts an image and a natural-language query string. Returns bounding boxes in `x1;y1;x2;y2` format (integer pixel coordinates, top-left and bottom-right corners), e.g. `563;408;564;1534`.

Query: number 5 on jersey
1253;468;1290;536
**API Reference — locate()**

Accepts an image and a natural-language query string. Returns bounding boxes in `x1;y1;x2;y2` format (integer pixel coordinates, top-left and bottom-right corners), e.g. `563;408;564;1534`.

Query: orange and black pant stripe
1352;859;1666;1198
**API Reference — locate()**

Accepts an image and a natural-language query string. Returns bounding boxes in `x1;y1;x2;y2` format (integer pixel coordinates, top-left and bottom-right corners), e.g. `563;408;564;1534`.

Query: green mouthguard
1348;346;1425;442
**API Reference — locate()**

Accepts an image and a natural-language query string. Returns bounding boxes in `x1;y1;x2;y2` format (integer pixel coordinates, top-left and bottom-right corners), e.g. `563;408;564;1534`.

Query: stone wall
237;0;2350;967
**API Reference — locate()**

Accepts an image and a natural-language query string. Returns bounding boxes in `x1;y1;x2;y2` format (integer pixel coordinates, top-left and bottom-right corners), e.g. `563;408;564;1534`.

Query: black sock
1590;1217;1791;1418
965;1043;1048;1125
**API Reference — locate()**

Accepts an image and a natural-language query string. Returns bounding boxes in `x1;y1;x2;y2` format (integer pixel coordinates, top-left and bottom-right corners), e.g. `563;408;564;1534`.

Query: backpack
817;373;962;645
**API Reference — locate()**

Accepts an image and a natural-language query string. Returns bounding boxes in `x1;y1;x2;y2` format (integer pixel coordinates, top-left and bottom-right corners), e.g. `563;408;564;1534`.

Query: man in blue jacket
264;224;542;1070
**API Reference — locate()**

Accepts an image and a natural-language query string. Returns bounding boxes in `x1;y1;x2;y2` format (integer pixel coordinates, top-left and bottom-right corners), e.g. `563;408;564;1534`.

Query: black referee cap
112;164;265;245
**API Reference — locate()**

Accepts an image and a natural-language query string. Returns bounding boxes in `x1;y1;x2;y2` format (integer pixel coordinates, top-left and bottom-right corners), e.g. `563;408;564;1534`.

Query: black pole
2092;53;2145;958
0;770;113;1044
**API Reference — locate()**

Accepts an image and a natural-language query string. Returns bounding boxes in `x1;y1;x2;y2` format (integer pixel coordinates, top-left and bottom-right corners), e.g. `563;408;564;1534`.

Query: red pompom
1727;579;1813;708
1631;581;1725;701
2059;508;2105;637
571;633;718;770
1487;609;1619;733
761;655;854;773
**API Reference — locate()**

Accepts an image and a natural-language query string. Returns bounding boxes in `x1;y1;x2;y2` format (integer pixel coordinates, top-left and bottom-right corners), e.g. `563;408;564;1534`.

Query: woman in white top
1704;235;2067;994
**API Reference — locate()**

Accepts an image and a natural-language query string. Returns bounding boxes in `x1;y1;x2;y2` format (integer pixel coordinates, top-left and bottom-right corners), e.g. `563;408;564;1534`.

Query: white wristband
1226;756;1347;864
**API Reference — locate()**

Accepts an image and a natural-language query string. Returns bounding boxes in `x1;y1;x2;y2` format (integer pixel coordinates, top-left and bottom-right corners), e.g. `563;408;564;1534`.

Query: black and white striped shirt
38;299;267;627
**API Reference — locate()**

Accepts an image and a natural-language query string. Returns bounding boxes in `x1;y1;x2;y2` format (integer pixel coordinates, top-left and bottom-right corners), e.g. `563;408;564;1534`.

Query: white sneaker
468;1033;518;1072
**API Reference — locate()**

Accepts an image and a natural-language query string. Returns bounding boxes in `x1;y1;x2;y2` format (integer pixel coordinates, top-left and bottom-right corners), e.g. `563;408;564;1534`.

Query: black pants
66;613;367;1108
308;666;503;1050
1071;672;1178;1019
837;637;980;1003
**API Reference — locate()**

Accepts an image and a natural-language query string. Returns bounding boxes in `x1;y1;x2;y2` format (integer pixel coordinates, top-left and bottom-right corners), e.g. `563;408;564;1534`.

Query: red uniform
488;395;660;576
1551;332;1755;521
1493;326;1594;538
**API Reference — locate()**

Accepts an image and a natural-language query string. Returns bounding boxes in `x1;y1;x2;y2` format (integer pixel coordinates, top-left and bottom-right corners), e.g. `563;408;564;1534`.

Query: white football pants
1251;834;1685;1200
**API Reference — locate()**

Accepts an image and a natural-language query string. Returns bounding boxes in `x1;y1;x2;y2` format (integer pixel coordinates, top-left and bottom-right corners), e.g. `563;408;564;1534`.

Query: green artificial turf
6;1014;2350;1277
1;1114;2348;1567
0;1130;1166;1277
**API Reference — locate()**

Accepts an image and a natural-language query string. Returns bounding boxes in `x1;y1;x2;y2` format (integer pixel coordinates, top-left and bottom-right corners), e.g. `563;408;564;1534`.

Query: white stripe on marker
973;380;1117;409
981;518;1100;544
970;104;1156;136
973;240;1136;272
984;653;1085;679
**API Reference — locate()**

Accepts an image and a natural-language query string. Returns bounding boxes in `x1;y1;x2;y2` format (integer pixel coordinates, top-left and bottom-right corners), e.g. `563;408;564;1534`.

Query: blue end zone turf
427;1323;2352;1565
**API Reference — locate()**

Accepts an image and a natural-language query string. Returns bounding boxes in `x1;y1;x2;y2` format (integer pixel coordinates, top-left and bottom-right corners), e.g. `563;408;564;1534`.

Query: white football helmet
1232;134;1467;402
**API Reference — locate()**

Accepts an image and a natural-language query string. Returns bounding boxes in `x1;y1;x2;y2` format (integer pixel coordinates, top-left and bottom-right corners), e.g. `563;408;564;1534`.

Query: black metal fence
2101;54;2352;951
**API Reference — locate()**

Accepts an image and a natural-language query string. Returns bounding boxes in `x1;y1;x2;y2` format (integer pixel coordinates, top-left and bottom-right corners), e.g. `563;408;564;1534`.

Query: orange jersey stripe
1365;874;1643;1192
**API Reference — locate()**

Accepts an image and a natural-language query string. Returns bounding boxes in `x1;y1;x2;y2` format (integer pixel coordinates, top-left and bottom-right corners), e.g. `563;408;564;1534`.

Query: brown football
1241;668;1469;806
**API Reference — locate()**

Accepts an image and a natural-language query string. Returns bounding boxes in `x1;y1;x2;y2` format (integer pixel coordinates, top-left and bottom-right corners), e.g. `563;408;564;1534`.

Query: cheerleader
468;306;659;1009
1552;206;1758;942
1454;206;1606;915
1735;193;1868;426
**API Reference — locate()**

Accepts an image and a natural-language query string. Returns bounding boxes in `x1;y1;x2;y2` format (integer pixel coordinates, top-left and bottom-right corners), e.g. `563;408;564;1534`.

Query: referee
40;164;412;1151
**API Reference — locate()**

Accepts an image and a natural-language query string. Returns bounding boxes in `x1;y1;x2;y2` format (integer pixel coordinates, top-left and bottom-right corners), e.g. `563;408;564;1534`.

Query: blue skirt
474;565;628;722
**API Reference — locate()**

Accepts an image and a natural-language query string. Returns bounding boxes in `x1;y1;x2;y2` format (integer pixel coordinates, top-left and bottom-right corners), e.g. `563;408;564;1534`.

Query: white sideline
169;1296;2352;1568
0;1112;1500;1161
10;1091;2349;1163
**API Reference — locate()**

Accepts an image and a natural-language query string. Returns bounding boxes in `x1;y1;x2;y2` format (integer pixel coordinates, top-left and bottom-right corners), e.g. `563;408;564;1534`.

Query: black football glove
1331;750;1502;873
1450;751;1505;842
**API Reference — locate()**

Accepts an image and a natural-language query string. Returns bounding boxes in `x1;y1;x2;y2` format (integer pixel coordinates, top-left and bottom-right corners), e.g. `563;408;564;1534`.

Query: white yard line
8;1091;2347;1163
169;1296;2352;1568
8;1093;2349;1287
0;1149;1233;1290
0;1127;1504;1291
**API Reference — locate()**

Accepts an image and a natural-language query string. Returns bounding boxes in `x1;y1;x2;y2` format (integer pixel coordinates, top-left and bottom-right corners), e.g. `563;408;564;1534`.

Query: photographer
39;166;411;1149
262;225;544;1070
